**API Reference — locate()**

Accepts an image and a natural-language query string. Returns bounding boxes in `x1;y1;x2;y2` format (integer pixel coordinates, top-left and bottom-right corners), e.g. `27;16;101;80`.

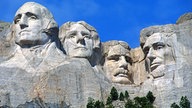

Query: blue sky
0;0;192;48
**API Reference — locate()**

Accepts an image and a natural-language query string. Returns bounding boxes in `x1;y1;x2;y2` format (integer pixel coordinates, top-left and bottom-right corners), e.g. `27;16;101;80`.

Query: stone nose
119;56;128;69
147;48;156;63
19;15;28;29
76;33;85;45
147;48;155;58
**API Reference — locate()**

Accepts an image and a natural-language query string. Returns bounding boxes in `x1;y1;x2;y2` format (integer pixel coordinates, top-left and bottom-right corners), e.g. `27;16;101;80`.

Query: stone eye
14;14;21;24
68;32;76;38
154;42;165;50
156;45;164;49
125;56;131;63
113;57;119;61
143;47;149;55
29;15;37;20
15;18;20;24
108;56;120;61
82;32;91;39
84;35;91;39
69;34;75;38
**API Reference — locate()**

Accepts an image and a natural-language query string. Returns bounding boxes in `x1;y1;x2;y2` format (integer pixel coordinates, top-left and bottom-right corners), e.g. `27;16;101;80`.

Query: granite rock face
0;2;192;108
139;18;192;108
176;12;192;24
0;21;10;32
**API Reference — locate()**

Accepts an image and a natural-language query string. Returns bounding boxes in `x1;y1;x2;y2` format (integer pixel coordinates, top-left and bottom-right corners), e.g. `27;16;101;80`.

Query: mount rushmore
0;2;192;108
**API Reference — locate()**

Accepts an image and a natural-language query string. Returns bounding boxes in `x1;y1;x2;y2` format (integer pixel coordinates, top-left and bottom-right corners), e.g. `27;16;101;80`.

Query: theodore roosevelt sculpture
101;41;133;84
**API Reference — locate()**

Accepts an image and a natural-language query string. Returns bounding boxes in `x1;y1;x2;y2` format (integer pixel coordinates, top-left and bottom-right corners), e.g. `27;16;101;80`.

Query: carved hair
12;2;58;38
100;40;131;65
140;25;177;62
59;21;101;50
140;25;177;48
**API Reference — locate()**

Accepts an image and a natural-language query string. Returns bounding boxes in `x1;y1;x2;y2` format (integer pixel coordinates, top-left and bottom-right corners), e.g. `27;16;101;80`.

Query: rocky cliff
0;2;191;108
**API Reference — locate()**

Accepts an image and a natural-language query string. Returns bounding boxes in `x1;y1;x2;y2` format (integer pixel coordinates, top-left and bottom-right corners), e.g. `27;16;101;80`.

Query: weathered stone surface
0;58;112;108
59;21;101;66
0;67;38;107
0;2;65;73
139;16;192;107
0;2;192;108
0;21;10;33
0;28;16;63
131;47;147;85
101;40;133;84
32;58;106;108
176;12;192;24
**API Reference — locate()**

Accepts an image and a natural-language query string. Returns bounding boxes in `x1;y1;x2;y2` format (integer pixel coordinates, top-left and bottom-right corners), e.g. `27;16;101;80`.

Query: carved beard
147;60;176;79
150;65;165;79
146;58;165;79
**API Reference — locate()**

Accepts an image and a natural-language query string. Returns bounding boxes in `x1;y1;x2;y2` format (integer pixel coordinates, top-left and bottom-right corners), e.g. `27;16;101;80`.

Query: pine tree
125;90;129;100
86;97;95;108
146;91;155;104
110;87;118;101
100;101;105;108
180;96;190;108
119;92;125;101
125;99;136;108
106;96;112;105
106;104;115;108
171;102;180;108
134;96;153;108
94;100;101;108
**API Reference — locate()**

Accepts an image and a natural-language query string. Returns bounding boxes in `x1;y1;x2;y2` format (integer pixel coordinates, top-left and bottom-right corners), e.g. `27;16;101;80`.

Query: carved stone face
63;23;93;58
13;3;49;47
143;33;175;78
104;45;132;84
